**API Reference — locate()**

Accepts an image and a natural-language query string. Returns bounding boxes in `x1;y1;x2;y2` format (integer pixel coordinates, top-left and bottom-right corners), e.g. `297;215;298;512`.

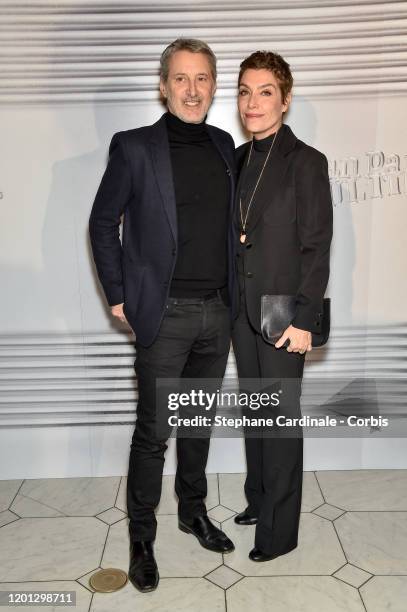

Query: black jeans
127;292;231;542
232;283;305;556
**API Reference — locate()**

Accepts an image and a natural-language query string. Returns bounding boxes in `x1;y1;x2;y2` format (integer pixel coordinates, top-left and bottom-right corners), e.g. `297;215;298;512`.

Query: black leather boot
178;515;234;553
249;547;280;562
234;508;258;525
128;541;159;592
249;543;297;562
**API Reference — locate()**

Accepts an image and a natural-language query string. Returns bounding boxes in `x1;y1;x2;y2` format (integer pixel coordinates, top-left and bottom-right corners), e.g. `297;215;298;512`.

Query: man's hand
275;324;312;354
111;303;128;325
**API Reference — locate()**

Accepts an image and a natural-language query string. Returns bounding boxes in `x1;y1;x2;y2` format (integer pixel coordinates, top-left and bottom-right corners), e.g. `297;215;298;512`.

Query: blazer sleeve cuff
292;301;324;334
106;286;125;307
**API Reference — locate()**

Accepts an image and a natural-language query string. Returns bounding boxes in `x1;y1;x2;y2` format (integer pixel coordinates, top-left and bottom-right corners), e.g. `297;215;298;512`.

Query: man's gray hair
160;38;217;82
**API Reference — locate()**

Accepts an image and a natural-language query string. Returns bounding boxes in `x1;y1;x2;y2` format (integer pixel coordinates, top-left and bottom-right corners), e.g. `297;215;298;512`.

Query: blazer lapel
206;125;235;210
149;115;177;242
242;124;297;236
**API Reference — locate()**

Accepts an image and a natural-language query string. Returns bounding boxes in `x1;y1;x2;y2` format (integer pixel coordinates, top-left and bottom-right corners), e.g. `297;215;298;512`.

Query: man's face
160;50;216;124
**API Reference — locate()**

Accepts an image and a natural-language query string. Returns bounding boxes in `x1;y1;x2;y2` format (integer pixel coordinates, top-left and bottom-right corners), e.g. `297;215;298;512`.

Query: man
89;38;237;593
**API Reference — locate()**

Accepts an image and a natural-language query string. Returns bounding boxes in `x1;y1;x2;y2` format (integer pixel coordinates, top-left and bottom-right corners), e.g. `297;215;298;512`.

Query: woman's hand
111;303;129;325
275;325;312;354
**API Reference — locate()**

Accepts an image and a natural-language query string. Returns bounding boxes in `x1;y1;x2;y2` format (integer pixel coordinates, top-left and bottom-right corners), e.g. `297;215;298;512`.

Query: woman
232;51;333;562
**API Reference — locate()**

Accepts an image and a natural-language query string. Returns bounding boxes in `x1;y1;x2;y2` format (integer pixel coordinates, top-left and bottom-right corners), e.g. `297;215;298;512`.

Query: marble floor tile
218;473;246;513
77;567;102;592
96;507;127;525
360;576;407;612
116;474;219;515
227;576;365;612
205;565;243;589
0;480;22;512
99;519;130;570
1;470;405;612
19;477;121;516
335;512;407;574
11;493;64;517
301;471;325;511
0;517;107;581
223;513;346;576
0;510;19;528
316;470;407;510
333;563;372;588
0;581;91;612
91;578;225;612
101;514;223;577
313;503;346;521
207;504;236;523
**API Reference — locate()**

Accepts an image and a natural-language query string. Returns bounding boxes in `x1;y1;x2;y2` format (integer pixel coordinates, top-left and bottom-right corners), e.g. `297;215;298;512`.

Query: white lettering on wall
329;152;407;206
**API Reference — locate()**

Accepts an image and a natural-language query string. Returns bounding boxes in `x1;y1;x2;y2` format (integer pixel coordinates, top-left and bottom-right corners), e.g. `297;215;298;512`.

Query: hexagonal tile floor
223;512;346;577
14;477;121;516
0;470;405;611
316;470;407;511
226;576;366;611
0;517;107;581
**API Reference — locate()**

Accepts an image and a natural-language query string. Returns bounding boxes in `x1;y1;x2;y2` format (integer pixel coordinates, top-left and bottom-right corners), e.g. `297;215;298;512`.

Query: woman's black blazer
235;123;333;334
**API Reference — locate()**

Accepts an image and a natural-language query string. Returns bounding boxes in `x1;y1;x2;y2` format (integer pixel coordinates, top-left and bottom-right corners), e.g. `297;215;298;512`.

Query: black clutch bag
261;295;330;347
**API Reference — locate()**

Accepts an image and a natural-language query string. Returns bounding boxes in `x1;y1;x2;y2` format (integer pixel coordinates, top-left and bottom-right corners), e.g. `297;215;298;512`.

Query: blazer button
226;168;231;176
172;248;176;256
316;321;320;326
246;272;253;278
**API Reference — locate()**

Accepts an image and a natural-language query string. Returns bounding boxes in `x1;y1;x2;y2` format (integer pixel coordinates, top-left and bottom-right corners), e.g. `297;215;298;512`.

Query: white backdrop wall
1;0;406;478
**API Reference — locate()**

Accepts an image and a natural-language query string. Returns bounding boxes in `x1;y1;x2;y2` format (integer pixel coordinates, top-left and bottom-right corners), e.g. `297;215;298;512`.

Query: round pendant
240;233;246;244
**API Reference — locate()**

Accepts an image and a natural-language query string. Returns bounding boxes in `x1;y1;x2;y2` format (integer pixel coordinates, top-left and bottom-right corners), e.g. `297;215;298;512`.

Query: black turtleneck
165;111;230;297
238;131;278;231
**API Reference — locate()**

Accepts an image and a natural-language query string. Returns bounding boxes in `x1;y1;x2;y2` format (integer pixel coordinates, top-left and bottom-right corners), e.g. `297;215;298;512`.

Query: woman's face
238;68;291;139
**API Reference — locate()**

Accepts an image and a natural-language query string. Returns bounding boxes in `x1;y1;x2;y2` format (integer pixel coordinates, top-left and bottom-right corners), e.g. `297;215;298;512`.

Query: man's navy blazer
89;113;237;347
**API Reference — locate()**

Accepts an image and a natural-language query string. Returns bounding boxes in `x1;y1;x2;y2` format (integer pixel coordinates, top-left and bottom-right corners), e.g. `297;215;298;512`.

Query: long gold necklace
239;129;278;244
